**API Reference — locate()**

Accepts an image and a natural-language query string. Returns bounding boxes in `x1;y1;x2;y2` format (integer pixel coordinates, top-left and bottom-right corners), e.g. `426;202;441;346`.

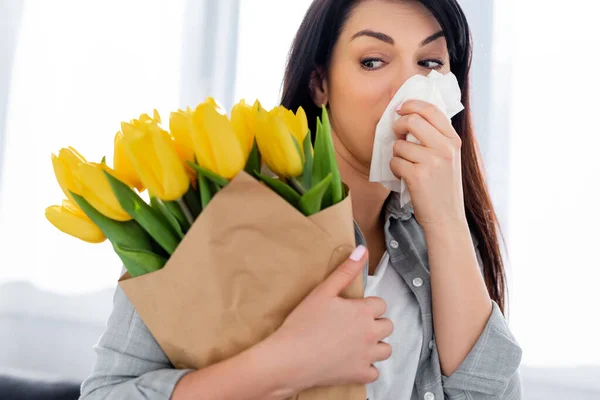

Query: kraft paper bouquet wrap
45;97;365;399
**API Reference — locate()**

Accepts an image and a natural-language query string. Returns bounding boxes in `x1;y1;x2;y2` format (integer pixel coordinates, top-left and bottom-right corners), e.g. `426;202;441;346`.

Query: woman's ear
309;67;329;107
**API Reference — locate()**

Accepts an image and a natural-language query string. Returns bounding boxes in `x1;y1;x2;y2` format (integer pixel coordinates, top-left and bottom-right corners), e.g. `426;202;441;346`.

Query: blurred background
0;0;598;399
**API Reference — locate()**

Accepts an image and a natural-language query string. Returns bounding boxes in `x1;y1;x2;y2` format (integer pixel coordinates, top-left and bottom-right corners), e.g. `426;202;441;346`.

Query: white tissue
369;70;464;208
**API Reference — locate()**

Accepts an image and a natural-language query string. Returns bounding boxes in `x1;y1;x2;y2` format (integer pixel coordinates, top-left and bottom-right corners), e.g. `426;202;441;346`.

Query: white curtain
0;0;240;380
0;0;23;196
179;0;240;111
507;0;600;369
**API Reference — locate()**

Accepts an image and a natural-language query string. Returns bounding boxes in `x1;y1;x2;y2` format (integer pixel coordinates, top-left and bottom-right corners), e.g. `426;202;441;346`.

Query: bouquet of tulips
45;98;365;400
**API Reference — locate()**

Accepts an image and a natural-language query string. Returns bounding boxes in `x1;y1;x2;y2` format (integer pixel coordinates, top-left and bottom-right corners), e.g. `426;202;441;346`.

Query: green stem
288;178;307;195
177;198;195;226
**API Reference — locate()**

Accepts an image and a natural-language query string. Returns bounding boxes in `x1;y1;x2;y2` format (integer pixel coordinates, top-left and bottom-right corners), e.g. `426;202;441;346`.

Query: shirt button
429;339;434;349
412;277;423;287
424;392;435;400
389;240;399;249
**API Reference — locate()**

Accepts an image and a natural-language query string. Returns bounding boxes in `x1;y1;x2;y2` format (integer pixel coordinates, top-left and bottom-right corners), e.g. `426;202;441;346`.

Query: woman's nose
389;64;422;98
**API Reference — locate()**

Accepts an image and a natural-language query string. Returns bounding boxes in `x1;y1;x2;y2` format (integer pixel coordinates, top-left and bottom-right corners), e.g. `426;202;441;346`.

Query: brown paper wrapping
119;171;366;399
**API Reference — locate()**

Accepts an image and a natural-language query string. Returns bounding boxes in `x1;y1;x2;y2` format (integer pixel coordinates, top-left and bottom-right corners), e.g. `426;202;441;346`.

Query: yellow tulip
137;109;162;124
206;97;227;115
231;99;261;155
51;147;86;205
270;105;309;149
74;162;133;221
45;199;106;244
190;101;247;179
120;113;190;201
255;108;303;178
169;107;195;165
114;131;144;192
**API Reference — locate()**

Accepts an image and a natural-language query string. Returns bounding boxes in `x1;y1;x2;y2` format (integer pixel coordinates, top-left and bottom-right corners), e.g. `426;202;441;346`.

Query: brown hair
280;0;508;314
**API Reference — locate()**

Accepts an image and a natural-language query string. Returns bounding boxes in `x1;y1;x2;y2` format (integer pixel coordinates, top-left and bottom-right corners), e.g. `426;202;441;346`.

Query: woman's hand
266;245;393;393
390;99;467;231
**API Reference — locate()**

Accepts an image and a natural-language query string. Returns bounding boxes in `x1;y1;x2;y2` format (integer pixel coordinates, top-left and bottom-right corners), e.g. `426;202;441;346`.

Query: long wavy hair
280;0;508;314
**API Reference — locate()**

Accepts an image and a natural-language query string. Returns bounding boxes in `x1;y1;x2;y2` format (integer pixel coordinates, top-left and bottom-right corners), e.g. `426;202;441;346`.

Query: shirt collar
384;191;414;222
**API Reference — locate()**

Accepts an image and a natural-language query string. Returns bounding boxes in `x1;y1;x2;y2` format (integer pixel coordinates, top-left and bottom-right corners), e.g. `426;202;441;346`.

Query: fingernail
349;245;366;261
395;101;405;113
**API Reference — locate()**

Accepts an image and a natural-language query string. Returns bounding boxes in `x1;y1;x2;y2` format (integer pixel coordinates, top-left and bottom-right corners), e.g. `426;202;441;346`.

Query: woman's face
314;0;451;172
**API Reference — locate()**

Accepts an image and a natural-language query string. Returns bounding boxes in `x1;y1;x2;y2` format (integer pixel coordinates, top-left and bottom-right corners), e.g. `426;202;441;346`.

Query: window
0;1;186;293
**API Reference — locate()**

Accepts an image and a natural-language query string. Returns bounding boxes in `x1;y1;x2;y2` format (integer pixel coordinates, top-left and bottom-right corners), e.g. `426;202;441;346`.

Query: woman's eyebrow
350;29;445;47
421;31;445;47
351;29;394;45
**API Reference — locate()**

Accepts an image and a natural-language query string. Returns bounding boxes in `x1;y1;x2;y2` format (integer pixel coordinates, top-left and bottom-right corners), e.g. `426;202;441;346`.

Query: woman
80;1;522;399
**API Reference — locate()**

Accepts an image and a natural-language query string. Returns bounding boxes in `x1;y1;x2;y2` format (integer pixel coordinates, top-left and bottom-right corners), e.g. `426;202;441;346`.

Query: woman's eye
419;59;445;70
360;58;384;70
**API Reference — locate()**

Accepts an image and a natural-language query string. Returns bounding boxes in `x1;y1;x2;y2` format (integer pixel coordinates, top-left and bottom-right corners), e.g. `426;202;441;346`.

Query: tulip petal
199;105;246;179
151;127;189;201
76;162;132;221
169;110;195;164
45;203;106;243
296;106;309;142
231;100;255;155
114;131;144;191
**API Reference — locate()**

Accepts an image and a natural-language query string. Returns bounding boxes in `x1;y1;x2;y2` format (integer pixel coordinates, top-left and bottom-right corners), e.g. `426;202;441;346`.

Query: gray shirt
80;192;523;399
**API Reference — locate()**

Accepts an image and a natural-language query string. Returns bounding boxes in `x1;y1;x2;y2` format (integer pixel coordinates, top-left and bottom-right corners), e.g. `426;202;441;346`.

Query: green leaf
244;139;261;177
298;173;333;216
71;192;159;277
164;200;191;232
103;171;180;255
312;117;329;186
150;197;185;239
113;243;167;277
198;173;213;210
256;172;301;209
183;187;202;219
187;161;229;187
321;106;344;204
299;133;313;188
71;192;153;251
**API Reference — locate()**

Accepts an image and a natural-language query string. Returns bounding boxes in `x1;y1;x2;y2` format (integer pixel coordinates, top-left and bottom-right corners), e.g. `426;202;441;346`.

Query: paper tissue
369;70;464;208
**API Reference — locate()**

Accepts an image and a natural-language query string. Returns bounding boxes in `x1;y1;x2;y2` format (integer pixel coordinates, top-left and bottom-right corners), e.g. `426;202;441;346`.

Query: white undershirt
365;251;422;400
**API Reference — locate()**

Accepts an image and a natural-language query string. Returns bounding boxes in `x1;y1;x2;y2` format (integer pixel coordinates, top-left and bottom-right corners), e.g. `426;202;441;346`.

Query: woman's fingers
374;317;394;340
397;99;457;140
393;113;444;149
393;138;430;163
371;341;393;362
364;296;387;317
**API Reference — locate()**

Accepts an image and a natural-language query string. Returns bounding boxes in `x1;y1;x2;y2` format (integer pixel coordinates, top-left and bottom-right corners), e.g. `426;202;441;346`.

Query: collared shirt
80;192;523;400
365;250;422;400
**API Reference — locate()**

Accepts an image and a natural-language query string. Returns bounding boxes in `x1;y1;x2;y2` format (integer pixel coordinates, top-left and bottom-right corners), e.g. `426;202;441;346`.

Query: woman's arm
424;221;492;376
390;99;522;398
171;336;295;400
425;221;522;399
80;284;294;400
82;249;389;399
